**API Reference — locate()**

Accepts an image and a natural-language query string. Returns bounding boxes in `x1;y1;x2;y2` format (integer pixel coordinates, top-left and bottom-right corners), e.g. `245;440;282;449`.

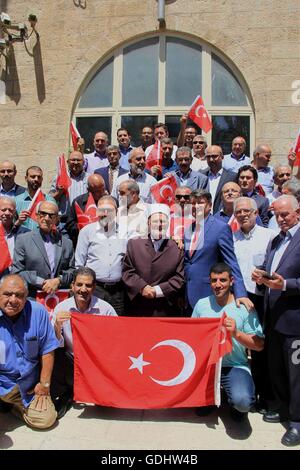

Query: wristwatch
40;381;50;388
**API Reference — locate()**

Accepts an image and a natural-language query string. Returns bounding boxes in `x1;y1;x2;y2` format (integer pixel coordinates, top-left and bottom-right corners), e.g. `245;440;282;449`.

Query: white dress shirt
111;172;157;203
233;225;276;295
208;168;223;204
75;222;127;283
52;295;117;354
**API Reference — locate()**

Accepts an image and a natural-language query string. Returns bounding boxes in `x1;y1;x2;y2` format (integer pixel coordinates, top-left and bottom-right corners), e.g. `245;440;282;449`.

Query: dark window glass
76;117;112;153
212;116;250;156
121;116;158;147
165;115;202;144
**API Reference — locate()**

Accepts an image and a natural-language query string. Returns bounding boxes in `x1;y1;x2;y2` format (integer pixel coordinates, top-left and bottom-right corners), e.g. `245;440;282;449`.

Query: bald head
205;145;223;174
87;174;106;202
0;196;16;229
68;151;84;177
0;274;28;318
0;160;17;190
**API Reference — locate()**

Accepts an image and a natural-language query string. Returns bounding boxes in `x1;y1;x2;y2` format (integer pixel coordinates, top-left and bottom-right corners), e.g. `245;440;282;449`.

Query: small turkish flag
0;222;12;273
70;122;81;151
27;188;45;222
292;128;300;167
255;183;266;197
228;214;240;232
36;290;69;322
75;193;98;230
146;141;163;172
56;154;71;197
188;95;213;133
150;175;178;207
72;314;232;409
168;214;193;240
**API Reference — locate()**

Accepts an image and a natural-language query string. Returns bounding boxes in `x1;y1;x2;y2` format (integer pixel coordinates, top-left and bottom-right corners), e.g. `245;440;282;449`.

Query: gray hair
97;195;117;208
253;144;271;158
107;145;120;155
119;180;140;195
161;137;173;146
36;200;59;214
274;163;291;175
0;274;28;292
176;146;192;158
233;196;258;212
0;196;16;208
274;194;299;210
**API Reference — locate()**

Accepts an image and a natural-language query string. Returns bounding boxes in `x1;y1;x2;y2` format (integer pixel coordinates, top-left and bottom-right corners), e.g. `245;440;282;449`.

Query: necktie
109;168;114;193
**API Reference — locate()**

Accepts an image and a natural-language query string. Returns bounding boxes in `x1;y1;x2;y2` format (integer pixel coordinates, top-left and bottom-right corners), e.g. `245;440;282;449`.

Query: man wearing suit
238;165;270;227
12;201;75;298
94;145;127;193
200;145;237;214
252;195;300;446
0;161;26;197
173;146;208;191
184;189;252;312
122;204;185;317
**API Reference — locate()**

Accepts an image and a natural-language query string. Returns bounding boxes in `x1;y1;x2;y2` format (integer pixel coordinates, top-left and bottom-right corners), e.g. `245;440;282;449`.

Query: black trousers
248;292;273;403
94;281;125;316
51;348;74;400
267;328;300;422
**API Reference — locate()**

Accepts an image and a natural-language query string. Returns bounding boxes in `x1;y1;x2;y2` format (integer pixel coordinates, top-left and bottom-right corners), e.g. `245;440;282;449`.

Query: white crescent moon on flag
219;326;227;345
149;339;196;387
45;293;60;310
195;105;205;117
85;204;97;213
159;185;173;201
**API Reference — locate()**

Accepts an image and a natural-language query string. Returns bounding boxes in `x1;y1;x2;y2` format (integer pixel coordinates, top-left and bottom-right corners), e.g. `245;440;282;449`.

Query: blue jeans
221;367;256;413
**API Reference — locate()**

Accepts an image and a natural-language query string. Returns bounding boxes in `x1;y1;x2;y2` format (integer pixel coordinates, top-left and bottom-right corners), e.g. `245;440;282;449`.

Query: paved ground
0;403;298;450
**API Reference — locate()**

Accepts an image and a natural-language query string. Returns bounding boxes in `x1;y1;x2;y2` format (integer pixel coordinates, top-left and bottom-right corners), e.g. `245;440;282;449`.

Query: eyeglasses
175;194;191;200
206;154;221;160
193;141;205;145
38;211;57;219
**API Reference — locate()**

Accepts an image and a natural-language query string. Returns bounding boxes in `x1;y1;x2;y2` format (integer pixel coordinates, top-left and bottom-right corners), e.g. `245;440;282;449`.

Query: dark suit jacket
14;184;26;197
184;214;247;308
200;168;237;214
263;226;300;335
94;166;127;193
250;191;270;227
122;237;185;316
12;229;75;297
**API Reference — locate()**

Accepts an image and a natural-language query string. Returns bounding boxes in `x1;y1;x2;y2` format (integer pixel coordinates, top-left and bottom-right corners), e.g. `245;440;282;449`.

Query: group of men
1;118;300;447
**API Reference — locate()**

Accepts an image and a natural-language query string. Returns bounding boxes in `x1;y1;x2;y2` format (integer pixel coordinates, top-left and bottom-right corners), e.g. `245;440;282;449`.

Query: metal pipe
158;0;165;23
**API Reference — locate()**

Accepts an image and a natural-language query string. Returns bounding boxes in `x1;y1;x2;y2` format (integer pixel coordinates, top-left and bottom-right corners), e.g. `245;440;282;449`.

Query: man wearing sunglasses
12;201;75;298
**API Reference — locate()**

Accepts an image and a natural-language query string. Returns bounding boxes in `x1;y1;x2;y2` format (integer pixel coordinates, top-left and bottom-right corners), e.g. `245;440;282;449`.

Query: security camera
0;12;11;26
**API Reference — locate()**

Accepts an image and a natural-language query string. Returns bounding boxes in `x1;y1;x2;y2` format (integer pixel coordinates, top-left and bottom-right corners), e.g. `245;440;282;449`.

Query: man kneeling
192;263;264;421
0;274;59;429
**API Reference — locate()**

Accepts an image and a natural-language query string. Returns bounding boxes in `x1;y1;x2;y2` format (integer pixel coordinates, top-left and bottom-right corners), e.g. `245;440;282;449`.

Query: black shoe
254;399;268;414
263;411;283;423
230;408;247;422
281;427;300;447
54;395;73;420
0;401;12;413
195;406;215;417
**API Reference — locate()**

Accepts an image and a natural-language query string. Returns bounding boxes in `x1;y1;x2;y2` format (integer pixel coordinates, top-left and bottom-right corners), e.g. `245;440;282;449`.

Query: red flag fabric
255;183;266;197
56;154;71;197
27;188;45;222
36;290;69;322
292;128;300;167
0;222;12;273
146;141;163;172
168;214;193;240
70;122;81;151
72;315;232;409
188;95;213;133
150;175;178;207
228;214;240;232
75;193;98;230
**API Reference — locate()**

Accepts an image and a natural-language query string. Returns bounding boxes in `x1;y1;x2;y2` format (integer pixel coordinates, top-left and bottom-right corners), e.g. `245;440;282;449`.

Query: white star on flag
129;353;151;374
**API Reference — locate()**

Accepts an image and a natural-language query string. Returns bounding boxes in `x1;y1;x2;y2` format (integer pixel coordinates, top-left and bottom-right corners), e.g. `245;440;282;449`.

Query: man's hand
55;311;71;327
252;268;265;285
150;165;162;177
141;285;156;299
180;114;188;128
288;150;296;168
51;185;65;200
235;297;254;312
224;317;237;336
42;278;61;294
18;210;30;223
173;238;184;250
260;272;285;290
77;137;85;153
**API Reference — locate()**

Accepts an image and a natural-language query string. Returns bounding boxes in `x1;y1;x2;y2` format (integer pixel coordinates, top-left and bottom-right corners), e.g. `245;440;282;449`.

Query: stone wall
0;0;299;187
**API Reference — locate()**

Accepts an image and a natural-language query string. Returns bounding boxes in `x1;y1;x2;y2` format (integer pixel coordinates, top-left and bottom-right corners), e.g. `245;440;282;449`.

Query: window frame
73;32;254;154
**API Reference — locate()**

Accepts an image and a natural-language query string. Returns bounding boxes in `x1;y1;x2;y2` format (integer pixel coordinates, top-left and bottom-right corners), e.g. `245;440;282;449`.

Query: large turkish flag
72;315;231;409
0;222;12;273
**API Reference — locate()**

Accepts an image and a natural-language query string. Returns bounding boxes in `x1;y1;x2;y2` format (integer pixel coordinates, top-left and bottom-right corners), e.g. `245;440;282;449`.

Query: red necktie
189;223;201;257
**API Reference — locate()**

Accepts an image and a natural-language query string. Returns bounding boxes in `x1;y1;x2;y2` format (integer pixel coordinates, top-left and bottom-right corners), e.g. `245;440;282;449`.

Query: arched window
74;34;254;156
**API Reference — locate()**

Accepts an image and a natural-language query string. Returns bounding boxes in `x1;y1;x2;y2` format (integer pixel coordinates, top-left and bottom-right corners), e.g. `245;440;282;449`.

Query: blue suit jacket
263;226;300;335
94;166;127;193
184;214;247;308
174;170;208;191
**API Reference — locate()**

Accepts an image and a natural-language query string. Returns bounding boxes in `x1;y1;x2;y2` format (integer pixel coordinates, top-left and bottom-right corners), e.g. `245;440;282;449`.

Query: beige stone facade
0;0;299;187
